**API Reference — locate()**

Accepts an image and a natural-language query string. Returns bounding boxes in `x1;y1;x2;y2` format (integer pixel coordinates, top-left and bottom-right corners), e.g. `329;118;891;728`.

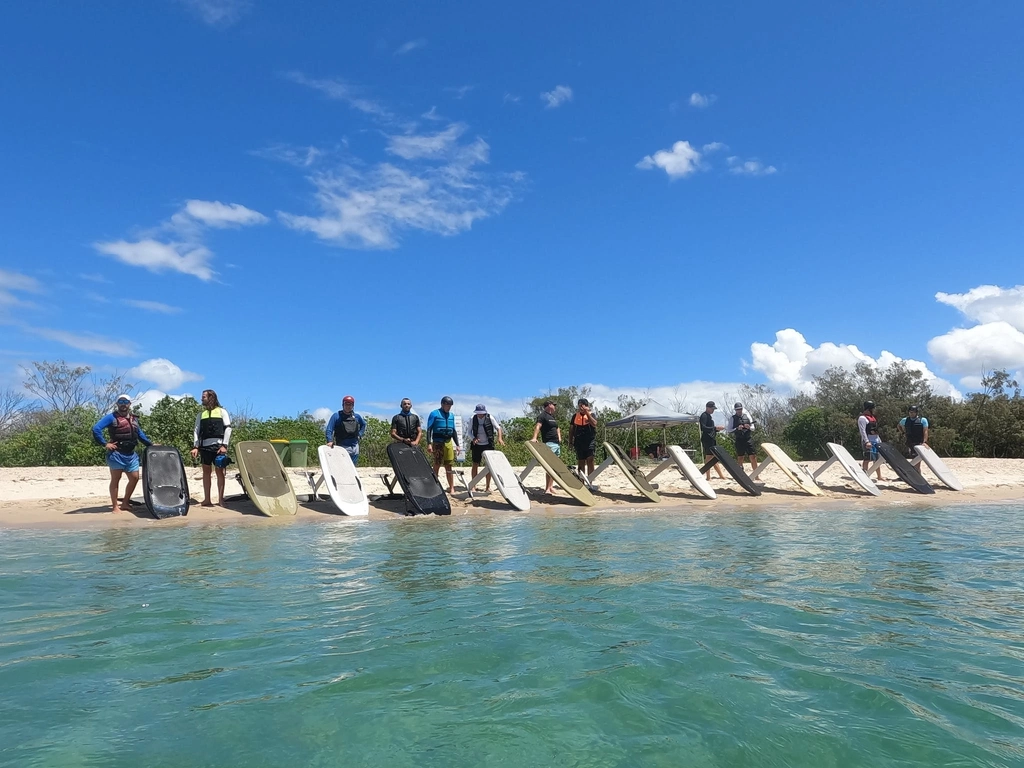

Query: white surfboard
665;445;716;499
812;442;881;496
910;445;963;491
753;443;823;496
317;444;369;516
482;450;530;511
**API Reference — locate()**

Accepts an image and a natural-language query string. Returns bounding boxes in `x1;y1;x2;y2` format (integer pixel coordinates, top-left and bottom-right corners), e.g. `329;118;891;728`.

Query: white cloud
927;322;1024;378
94;239;215;281
0;269;41;307
123;300;182;314
445;85;475;100
727;157;777;176
24;326;136;357
251;144;322;168
283;72;392;119
128;358;203;391
178;0;248;26
182;200;268;228
541;85;573;109
503;93;521;104
636;140;703;179
750;328;961;398
386;123;469;160
135;389;193;414
702;142;726;153
935;285;1024;330
395;39;426;55
689;92;716;108
311;407;334;423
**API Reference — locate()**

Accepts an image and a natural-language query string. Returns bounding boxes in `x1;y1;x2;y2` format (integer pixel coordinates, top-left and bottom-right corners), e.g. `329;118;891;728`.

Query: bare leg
586;457;595;475
749;455;758;471
445;466;455;494
215;466;226;503
109;469;123;512
202;463;213;505
122;471;140;510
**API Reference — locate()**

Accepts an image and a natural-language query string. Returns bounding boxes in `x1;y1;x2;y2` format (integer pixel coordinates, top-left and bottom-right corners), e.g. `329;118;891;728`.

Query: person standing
858;400;884;480
390;398;422;446
530;400;561;494
92;394;153;513
325;395;367;465
427;396;460;494
725;402;758;471
898;405;929;457
190;389;232;506
569;398;599;477
699;401;726;480
468;404;505;493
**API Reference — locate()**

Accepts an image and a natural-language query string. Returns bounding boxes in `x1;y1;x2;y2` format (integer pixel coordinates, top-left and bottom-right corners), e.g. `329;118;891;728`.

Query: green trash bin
288;440;309;468
270;439;290;466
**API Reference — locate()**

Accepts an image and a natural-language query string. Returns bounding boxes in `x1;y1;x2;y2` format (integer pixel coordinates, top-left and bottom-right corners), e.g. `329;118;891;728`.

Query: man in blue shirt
427;396;460;494
325;395;367;465
92;394;153;513
898;405;930;457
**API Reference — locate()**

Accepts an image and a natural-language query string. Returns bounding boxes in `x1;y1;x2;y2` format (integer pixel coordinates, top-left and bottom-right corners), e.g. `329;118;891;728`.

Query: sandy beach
1;457;1022;528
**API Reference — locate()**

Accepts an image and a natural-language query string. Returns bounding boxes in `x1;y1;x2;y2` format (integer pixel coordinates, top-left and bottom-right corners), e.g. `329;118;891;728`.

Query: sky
2;0;1023;423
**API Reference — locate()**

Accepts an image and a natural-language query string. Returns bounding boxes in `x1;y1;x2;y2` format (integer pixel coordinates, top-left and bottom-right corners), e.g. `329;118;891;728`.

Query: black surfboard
142;445;190;519
699;445;762;496
877;442;934;494
386;443;451;515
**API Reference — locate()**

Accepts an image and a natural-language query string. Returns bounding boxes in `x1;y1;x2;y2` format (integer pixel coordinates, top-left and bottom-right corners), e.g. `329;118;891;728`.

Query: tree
0;387;31;437
782;406;828;460
22;360;134;413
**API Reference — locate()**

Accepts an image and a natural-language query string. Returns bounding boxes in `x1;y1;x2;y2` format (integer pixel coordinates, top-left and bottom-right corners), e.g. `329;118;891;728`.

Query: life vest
731;413;753;434
904;416;925;445
108;412;139;452
198;408;227;442
333;411;361;443
571;413;596;444
863;414;878;436
471;414;495;444
431;411;455;441
394;412;420;439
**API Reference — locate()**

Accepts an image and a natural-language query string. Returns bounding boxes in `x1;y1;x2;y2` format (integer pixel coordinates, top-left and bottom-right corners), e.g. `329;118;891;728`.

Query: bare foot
119;503;133;511
110;506;120;513
201;501;214;507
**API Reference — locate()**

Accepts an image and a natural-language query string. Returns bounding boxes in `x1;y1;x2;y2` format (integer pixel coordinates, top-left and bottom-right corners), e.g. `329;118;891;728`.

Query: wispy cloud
24;326;136;356
727;156;777;176
124;300;183;314
283;72;392;119
251;144;324;168
395;38;426;56
541;85;573;109
445;85;475;100
0;269;41;307
94;199;267;281
702;142;727;153
503;93;521;105
128;358;202;390
79;273;110;284
689;92;717;108
636;140;704;179
178;0;249;26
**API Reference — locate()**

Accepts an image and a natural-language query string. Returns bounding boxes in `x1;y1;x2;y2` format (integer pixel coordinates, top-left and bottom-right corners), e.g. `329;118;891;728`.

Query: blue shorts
343;444;360;466
107;451;140;473
545;441;561;457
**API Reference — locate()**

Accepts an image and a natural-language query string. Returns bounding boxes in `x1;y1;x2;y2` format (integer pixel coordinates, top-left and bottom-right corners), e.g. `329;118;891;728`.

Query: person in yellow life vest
190;389;232;506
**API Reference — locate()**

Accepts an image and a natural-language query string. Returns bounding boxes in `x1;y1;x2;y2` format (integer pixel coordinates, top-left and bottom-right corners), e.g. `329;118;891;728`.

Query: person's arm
748;420;755;433
897;417;906;435
922;418;929;444
569;419;576;444
92;414;113;447
357;414;367;440
556;425;562;443
426;412;436;443
495;421;505;446
451;416;460;448
325;413;337;447
858;415;869;445
531;419;541;441
412;418;423;446
725;416;736;434
221;410;231;448
193;413;202;448
390;416;401;443
587;412;597;426
136;423;153;447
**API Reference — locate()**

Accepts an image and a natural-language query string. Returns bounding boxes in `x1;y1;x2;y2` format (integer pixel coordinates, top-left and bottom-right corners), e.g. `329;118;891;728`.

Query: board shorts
342;443;360;466
471;443;491;463
574;442;596;460
701;440;716;456
545;441;561;456
906;443;922;458
734;436;755;457
107;450;140;473
199;446;224;466
432;440;455;465
863;438;880;462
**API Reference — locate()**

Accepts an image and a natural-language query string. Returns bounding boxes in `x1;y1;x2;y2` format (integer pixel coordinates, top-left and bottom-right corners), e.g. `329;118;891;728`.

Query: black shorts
735;437;755;457
574;442;596;460
471;443;492;463
199;446;222;466
701;441;716;456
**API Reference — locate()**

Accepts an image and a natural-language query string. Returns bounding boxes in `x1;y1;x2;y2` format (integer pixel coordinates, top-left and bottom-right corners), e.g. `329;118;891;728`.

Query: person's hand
105;442;117;452
530;438;537;442
327;441;334;448
218;446;227;455
498;438;505;446
190;448;199;459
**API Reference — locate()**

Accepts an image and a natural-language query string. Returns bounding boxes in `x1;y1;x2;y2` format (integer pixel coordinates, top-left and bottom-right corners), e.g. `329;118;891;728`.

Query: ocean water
2;505;1023;767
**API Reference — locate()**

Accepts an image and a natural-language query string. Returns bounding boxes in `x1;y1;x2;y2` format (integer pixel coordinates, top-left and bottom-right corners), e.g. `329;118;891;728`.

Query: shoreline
2;458;1022;529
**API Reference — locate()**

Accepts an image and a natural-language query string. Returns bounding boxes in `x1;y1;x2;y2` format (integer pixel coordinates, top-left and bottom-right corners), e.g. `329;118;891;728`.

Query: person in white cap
725;402;758;471
91;394;153;513
468;404;505;493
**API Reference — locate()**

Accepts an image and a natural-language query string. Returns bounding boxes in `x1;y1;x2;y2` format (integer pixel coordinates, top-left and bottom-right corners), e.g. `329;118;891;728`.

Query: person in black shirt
390;398;422;446
530;401;561;494
569;398;599;476
699;401;726;480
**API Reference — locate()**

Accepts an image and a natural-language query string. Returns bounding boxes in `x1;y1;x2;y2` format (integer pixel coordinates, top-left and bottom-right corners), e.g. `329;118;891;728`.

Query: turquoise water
2;506;1023;767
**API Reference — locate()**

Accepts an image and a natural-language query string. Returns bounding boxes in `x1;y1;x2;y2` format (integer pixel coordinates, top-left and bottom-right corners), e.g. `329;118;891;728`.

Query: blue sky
2;0;1023;421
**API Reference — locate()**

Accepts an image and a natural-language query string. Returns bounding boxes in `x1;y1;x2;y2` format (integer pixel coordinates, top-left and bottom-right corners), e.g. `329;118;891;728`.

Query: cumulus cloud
689;92;716;108
636;140;703;178
541;85;573;109
135;389;193;414
311;407;334;423
94;199;267;281
927;285;1024;383
128;358;203;391
727;156;777;176
0;269;41;307
750;328;961;398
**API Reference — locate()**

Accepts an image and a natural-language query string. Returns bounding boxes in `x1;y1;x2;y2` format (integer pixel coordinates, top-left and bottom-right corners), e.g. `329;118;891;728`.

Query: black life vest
109;412;139;452
198;408;227;442
471;414;495;444
732;413;753;437
904;416;925;445
393;412;420;439
863;414;878;436
333;411;361;443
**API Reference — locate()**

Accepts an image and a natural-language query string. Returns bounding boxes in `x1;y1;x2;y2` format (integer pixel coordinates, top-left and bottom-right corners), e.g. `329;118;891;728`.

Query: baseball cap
474;403;487;414
734;402;743;409
116;394;132;404
706;401;716;409
342;395;355;404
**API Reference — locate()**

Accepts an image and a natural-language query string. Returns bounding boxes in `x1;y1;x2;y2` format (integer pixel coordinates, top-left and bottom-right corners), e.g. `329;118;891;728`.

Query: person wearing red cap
325;395;367;465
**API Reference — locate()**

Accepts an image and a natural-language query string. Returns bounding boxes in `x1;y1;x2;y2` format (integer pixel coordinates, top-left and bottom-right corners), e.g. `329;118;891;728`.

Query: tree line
1;359;1022;468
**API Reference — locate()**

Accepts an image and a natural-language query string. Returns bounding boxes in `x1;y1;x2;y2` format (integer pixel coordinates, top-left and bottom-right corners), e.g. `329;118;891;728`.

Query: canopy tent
604;401;700;458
